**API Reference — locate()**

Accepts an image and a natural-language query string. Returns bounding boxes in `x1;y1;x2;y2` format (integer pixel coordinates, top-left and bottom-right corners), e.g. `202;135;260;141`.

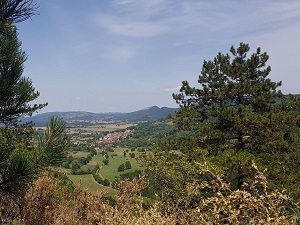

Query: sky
17;0;300;113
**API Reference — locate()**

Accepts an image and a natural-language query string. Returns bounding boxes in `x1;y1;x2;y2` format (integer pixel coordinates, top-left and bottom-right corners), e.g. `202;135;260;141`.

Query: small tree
118;164;125;172
103;158;109;166
105;146;114;152
125;161;132;170
71;160;80;171
102;179;110;186
129;153;135;158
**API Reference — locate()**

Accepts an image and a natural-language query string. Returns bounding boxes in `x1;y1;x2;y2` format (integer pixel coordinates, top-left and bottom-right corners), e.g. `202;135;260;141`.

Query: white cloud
93;1;300;40
93;14;168;38
113;0;169;17
92;0;172;38
95;15;168;37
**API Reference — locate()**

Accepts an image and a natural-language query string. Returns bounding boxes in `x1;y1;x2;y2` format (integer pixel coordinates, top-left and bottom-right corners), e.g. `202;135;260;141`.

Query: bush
92;172;110;186
102;179;110;186
129;153;135;158
8;167;297;225
106;147;114;152
125;161;132;170
120;170;142;180
103;158;109;165
71;170;91;175
118;164;125;172
62;162;70;168
137;148;146;152
90;148;97;156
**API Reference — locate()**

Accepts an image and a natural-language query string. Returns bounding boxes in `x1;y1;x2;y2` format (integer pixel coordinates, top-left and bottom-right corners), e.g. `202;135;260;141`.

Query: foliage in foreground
0;116;69;225
1;162;297;225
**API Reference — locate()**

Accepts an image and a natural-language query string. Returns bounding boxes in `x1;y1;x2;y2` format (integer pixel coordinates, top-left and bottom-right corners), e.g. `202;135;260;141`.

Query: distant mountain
20;106;178;126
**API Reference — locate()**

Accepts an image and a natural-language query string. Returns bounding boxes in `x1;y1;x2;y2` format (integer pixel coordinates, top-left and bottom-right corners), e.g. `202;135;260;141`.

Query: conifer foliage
173;43;300;153
0;23;46;125
0;2;68;222
0;0;37;23
0;0;46;125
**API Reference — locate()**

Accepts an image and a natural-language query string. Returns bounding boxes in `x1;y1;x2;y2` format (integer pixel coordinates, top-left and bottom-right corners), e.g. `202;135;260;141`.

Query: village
68;127;133;147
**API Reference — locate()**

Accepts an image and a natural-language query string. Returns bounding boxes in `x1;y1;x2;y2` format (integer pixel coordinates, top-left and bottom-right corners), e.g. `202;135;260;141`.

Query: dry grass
1;162;297;225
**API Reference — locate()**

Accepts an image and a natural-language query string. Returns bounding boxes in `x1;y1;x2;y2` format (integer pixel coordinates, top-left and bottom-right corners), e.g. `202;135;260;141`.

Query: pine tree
0;0;44;198
173;43;300;154
0;22;46;125
0;0;37;23
0;2;65;221
0;1;45;125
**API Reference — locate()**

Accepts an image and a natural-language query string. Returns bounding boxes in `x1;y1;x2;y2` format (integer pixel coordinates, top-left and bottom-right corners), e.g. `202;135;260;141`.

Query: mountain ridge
21;106;178;126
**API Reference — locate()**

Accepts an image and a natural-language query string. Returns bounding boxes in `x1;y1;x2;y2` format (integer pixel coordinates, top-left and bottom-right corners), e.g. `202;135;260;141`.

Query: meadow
66;147;143;195
68;174;117;196
97;147;143;181
68;123;135;133
70;151;91;158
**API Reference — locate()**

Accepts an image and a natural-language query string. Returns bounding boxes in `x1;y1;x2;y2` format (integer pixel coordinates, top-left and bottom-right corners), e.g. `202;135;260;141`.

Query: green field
68;174;117;196
70;151;91;158
80;154;102;171
67;147;143;195
81;147;143;182
68;124;135;133
54;167;112;194
98;148;143;182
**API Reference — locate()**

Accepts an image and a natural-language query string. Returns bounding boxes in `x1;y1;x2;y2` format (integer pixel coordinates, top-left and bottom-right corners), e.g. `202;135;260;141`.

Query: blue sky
17;0;300;113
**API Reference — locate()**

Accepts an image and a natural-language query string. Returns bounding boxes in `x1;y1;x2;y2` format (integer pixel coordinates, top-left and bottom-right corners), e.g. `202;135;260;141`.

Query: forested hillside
20;106;178;126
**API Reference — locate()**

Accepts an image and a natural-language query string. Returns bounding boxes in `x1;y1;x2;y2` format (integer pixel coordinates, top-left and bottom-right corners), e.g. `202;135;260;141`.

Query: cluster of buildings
95;130;132;145
69;129;133;147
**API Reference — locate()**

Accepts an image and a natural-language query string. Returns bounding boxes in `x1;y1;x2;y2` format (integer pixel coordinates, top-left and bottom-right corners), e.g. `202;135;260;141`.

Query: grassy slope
81;154;102;171
98;147;143;182
70;151;91;158
67;147;143;195
68;174;117;196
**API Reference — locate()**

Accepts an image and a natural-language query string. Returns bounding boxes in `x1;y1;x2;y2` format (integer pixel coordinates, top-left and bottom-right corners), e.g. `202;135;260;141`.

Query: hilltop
21;106;178;126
